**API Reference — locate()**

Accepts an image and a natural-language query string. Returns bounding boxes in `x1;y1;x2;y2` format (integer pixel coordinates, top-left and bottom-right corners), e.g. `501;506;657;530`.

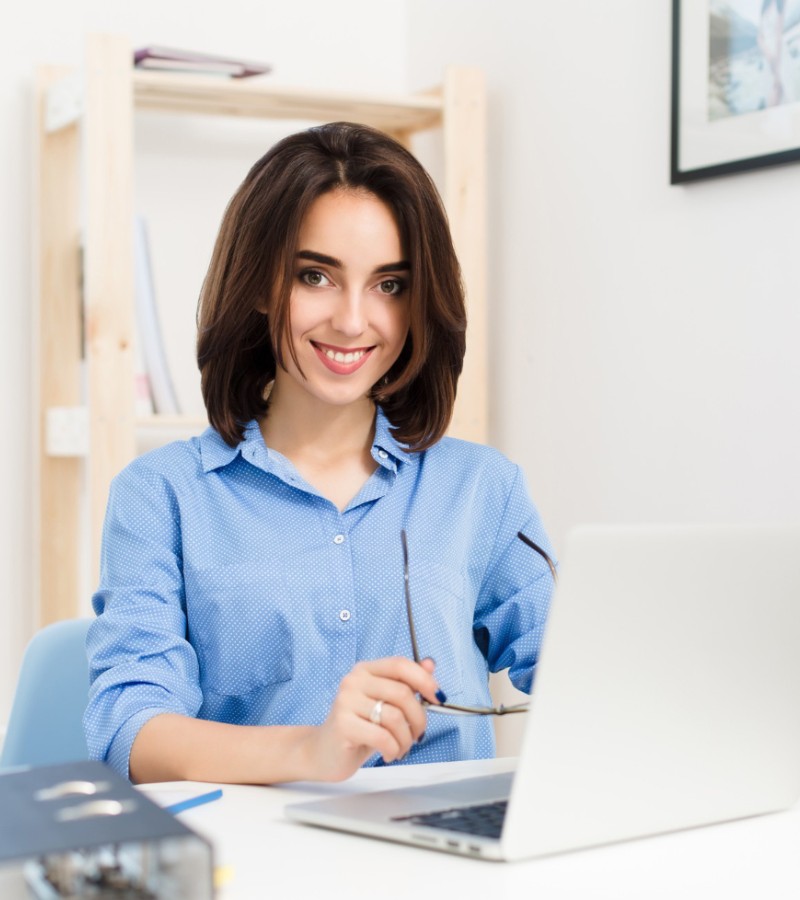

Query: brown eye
378;279;404;296
300;269;328;287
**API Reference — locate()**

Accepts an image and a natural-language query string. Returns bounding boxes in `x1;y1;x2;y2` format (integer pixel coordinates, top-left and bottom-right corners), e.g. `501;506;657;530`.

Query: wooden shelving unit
34;33;487;626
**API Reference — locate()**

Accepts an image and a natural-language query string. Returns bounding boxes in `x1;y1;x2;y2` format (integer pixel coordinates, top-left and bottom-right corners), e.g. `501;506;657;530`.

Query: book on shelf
134;215;181;416
133;46;271;78
134;349;155;417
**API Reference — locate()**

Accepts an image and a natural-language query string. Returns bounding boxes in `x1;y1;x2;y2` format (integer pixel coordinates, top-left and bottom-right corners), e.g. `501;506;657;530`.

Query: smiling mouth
312;342;374;374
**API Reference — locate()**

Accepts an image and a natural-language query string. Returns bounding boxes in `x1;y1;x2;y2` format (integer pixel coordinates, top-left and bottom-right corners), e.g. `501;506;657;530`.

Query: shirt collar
198;408;415;475
198;421;264;473
372;407;416;471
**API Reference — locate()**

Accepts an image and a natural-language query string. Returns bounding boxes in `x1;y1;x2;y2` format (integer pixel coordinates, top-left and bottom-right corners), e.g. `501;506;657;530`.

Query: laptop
285;523;800;861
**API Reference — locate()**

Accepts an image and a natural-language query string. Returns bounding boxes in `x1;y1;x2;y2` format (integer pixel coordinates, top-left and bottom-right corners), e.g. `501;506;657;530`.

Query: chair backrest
0;618;92;770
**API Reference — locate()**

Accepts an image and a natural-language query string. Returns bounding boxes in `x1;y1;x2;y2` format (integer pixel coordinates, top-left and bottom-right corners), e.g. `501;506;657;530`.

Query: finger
361;676;427;741
335;670;425;745
345;709;405;763
363;698;416;758
355;657;442;706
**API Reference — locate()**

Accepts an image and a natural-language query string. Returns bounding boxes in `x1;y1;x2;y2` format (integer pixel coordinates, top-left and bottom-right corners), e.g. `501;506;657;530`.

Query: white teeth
323;348;365;364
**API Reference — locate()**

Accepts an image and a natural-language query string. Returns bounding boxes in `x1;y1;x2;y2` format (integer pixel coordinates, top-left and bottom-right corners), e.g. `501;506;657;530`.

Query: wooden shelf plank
133;71;443;132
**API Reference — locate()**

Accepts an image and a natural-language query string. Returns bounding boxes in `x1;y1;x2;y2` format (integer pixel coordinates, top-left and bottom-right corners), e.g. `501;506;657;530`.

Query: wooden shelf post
443;67;488;444
84;34;137;588
35;66;83;626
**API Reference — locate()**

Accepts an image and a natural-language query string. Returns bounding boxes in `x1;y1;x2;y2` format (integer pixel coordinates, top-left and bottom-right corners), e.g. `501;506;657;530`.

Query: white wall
0;0;409;732
408;0;800;552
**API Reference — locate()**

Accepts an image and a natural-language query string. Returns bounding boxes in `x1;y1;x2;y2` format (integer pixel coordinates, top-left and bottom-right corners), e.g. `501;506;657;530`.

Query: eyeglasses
401;529;558;716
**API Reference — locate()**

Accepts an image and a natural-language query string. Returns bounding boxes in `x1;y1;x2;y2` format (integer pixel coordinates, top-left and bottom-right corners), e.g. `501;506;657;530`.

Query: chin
306;383;374;408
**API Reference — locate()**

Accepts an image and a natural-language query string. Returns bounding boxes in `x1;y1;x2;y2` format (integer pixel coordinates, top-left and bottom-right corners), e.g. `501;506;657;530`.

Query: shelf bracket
45;72;84;133
45;406;90;457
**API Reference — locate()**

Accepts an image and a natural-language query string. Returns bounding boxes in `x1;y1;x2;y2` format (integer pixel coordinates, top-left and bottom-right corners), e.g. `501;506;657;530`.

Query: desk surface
3;757;799;899
163;757;800;900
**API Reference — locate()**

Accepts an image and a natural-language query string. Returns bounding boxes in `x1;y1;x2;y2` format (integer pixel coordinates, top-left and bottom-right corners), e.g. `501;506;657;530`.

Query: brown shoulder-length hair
197;121;466;450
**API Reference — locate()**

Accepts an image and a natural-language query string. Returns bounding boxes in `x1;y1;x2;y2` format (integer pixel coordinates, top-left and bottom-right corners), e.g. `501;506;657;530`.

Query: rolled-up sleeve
83;461;203;779
473;466;556;694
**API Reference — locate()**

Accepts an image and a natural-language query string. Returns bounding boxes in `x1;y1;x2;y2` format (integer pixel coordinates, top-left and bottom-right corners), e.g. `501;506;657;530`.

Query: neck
260;379;377;462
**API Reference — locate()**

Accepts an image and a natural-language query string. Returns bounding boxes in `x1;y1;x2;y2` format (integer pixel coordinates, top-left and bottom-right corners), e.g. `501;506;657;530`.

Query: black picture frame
671;0;800;184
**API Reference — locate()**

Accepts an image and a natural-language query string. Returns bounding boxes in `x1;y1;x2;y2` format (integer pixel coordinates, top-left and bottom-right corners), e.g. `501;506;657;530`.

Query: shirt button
378;450;388;459
339;609;351;621
333;534;345;544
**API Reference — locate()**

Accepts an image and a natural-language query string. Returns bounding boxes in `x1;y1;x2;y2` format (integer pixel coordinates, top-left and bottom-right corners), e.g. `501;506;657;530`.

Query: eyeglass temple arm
401;530;422;663
402;530;556;667
517;531;558;585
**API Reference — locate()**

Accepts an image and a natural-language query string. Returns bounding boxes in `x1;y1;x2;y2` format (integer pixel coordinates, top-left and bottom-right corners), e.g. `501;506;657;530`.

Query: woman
85;122;555;785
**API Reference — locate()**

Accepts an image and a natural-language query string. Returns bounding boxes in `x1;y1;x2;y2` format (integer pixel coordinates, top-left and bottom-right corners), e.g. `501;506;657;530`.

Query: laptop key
392;800;507;839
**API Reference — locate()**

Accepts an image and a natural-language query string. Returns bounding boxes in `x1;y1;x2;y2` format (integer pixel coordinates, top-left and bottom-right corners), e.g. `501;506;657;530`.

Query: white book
134;216;180;415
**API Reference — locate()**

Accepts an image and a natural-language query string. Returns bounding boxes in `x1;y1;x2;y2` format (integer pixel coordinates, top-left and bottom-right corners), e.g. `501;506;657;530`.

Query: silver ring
369;699;384;725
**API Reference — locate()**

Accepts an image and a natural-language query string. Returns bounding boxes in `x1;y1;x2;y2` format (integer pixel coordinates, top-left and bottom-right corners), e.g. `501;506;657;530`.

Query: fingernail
435;689;447;704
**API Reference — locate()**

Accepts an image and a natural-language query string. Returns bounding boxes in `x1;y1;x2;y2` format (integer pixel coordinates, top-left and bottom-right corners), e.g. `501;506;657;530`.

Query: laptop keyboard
392;799;507;839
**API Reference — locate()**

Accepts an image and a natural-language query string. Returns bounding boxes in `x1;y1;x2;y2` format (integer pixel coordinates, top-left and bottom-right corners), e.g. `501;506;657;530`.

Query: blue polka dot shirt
84;408;555;779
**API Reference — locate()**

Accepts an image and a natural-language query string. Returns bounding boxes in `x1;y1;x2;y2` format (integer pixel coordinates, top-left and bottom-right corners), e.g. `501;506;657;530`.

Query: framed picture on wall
671;0;800;183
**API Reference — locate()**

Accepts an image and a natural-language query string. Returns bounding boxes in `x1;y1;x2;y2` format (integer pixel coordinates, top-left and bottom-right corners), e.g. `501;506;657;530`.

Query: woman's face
273;188;410;411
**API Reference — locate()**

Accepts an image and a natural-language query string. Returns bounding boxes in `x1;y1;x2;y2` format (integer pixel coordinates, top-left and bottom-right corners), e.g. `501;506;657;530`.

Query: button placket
327;513;356;674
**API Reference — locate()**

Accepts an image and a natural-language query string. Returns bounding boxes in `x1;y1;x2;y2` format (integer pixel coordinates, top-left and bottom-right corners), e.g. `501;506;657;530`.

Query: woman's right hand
301;656;441;782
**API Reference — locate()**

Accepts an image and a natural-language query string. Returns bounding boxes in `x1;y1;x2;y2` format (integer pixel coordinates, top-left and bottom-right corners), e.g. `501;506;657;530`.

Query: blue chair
0;618;92;769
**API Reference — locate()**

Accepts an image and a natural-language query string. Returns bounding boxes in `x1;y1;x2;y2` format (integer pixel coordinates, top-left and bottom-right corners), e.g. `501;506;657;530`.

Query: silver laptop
285;524;800;861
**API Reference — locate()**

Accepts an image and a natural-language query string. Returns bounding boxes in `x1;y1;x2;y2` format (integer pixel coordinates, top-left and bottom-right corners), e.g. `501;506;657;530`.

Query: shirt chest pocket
186;570;294;697
405;559;470;700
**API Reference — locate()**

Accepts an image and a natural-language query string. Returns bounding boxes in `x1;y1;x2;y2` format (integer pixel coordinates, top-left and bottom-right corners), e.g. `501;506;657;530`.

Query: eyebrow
296;250;410;274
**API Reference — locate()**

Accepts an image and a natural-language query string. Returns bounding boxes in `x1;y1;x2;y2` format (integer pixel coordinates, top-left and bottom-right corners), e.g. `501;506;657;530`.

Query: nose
331;290;367;337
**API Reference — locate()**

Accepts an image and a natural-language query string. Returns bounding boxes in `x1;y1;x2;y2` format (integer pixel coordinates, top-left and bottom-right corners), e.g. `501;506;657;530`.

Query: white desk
156;757;800;900
2;758;799;898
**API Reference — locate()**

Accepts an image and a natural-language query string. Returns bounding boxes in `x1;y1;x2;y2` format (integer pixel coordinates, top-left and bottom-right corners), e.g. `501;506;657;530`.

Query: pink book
134;46;271;78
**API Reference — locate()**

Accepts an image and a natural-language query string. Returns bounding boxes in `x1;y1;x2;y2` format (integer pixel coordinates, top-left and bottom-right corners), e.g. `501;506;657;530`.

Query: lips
311;341;375;375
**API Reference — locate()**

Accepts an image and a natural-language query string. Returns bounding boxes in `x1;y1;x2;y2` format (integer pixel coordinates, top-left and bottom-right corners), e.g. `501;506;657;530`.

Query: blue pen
164;788;223;815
